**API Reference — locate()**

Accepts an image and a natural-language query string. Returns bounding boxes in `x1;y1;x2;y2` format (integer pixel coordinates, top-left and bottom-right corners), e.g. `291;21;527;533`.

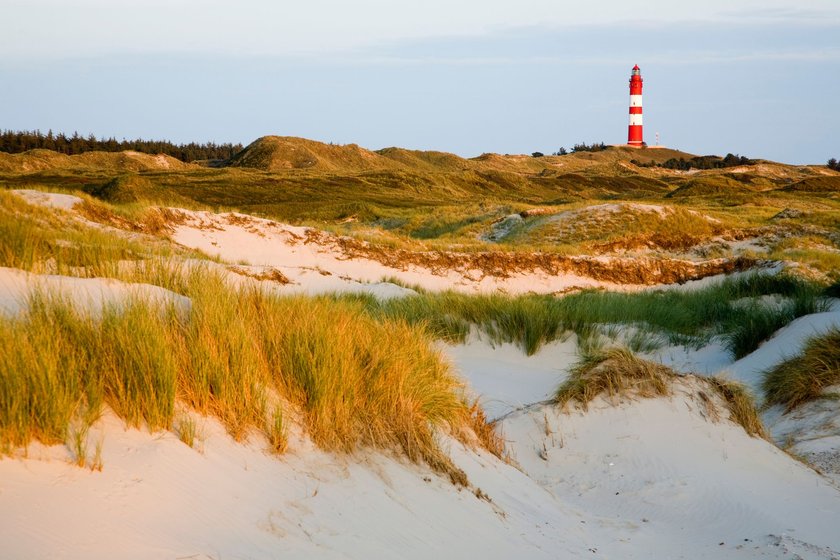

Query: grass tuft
761;329;840;411
267;407;288;454
554;348;768;438
704;377;768;439
176;414;198;448
69;424;89;468
554;348;672;410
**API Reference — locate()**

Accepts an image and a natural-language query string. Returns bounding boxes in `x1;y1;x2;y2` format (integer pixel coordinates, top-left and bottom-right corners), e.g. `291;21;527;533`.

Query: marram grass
554;348;768;438
762;329;840;411
0;273;499;483
356;272;828;356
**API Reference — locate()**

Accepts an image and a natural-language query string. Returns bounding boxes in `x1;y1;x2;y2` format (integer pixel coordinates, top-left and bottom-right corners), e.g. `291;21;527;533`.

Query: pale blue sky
2;1;838;163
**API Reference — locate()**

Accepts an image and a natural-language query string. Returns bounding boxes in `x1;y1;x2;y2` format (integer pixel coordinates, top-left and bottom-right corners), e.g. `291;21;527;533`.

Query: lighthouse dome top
631;64;641;76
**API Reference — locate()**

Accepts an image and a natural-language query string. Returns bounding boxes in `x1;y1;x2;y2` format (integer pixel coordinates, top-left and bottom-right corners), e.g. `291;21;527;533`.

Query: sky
2;0;839;163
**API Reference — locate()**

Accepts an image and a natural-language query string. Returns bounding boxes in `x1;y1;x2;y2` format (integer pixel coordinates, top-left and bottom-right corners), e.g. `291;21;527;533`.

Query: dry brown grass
227;265;291;284
320;228;757;284
75;197;184;236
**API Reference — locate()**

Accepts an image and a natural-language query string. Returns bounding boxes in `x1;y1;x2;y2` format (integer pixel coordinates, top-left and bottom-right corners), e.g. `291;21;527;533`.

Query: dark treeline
632;153;755;170
571;141;608;153
546;142;608;156
0;130;244;162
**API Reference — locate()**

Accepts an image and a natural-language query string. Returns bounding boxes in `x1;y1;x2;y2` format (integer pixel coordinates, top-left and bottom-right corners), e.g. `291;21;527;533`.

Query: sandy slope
0;413;592;559
0;267;189;318
3;380;839;559
503;389;840;559
443;334;579;420
170;209;631;295
4;193;840;559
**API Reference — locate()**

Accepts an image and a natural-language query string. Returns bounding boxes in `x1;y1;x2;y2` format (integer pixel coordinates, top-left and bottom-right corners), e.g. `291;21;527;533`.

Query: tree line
532;142;609;157
0;129;244;162
632;153;755;170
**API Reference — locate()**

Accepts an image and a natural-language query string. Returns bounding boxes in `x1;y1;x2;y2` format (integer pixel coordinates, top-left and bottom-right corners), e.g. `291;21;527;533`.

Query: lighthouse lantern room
628;64;644;146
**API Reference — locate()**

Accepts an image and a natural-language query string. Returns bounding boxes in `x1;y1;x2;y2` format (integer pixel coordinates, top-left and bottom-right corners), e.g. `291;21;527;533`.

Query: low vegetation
356;273;827;356
2;139;837;476
761;329;840;411
554;348;673;408
0;271;500;484
554;348;767;438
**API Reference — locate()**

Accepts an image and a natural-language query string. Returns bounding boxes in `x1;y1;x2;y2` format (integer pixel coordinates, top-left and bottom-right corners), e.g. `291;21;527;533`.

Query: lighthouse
628;64;644;146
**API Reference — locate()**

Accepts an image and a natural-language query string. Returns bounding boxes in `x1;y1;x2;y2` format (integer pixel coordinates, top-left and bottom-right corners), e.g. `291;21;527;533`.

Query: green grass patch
353;273;827;356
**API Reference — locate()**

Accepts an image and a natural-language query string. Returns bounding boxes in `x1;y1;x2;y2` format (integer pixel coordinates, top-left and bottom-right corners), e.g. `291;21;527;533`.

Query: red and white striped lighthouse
628;64;644;146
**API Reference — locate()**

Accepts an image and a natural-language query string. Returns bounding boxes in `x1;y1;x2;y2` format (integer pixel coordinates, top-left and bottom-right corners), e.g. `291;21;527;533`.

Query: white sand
0;267;190;318
502;384;840;558
442;333;579;420
170;209;627;295
13;189;83;210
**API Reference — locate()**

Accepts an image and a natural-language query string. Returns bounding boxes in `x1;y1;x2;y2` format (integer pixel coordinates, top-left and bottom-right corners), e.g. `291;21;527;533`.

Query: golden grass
176;414;198;449
762;329;840;411
0;270;499;484
703;378;768;439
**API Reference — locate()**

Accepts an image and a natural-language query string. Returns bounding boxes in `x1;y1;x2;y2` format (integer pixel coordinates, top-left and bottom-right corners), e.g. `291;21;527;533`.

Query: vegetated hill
375;147;472;173
227;136;693;176
781;175;840;193
0;149;193;173
228;136;405;173
228;135;563;175
666;176;763;199
2;135;837;261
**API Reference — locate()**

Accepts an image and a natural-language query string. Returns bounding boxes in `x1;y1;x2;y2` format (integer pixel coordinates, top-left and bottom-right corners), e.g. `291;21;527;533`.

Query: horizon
2;1;839;164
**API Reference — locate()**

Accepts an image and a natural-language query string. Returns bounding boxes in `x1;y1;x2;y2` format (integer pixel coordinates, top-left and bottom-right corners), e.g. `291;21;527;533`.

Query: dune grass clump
365;291;562;355
254;294;479;482
723;302;796;360
702;378;768;439
0;297;90;449
0;272;495;484
0;292;181;449
761;329;840;411
554;348;768;437
554;348;673;409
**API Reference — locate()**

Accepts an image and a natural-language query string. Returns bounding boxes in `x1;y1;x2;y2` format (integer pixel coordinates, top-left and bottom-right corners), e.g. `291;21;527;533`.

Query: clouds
4;0;839;59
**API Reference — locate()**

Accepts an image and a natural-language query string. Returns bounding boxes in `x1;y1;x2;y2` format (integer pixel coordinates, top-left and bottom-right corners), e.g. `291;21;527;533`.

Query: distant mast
628;64;644;146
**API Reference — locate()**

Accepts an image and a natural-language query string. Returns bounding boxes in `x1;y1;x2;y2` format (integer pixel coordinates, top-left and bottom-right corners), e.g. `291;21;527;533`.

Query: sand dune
3;192;840;559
